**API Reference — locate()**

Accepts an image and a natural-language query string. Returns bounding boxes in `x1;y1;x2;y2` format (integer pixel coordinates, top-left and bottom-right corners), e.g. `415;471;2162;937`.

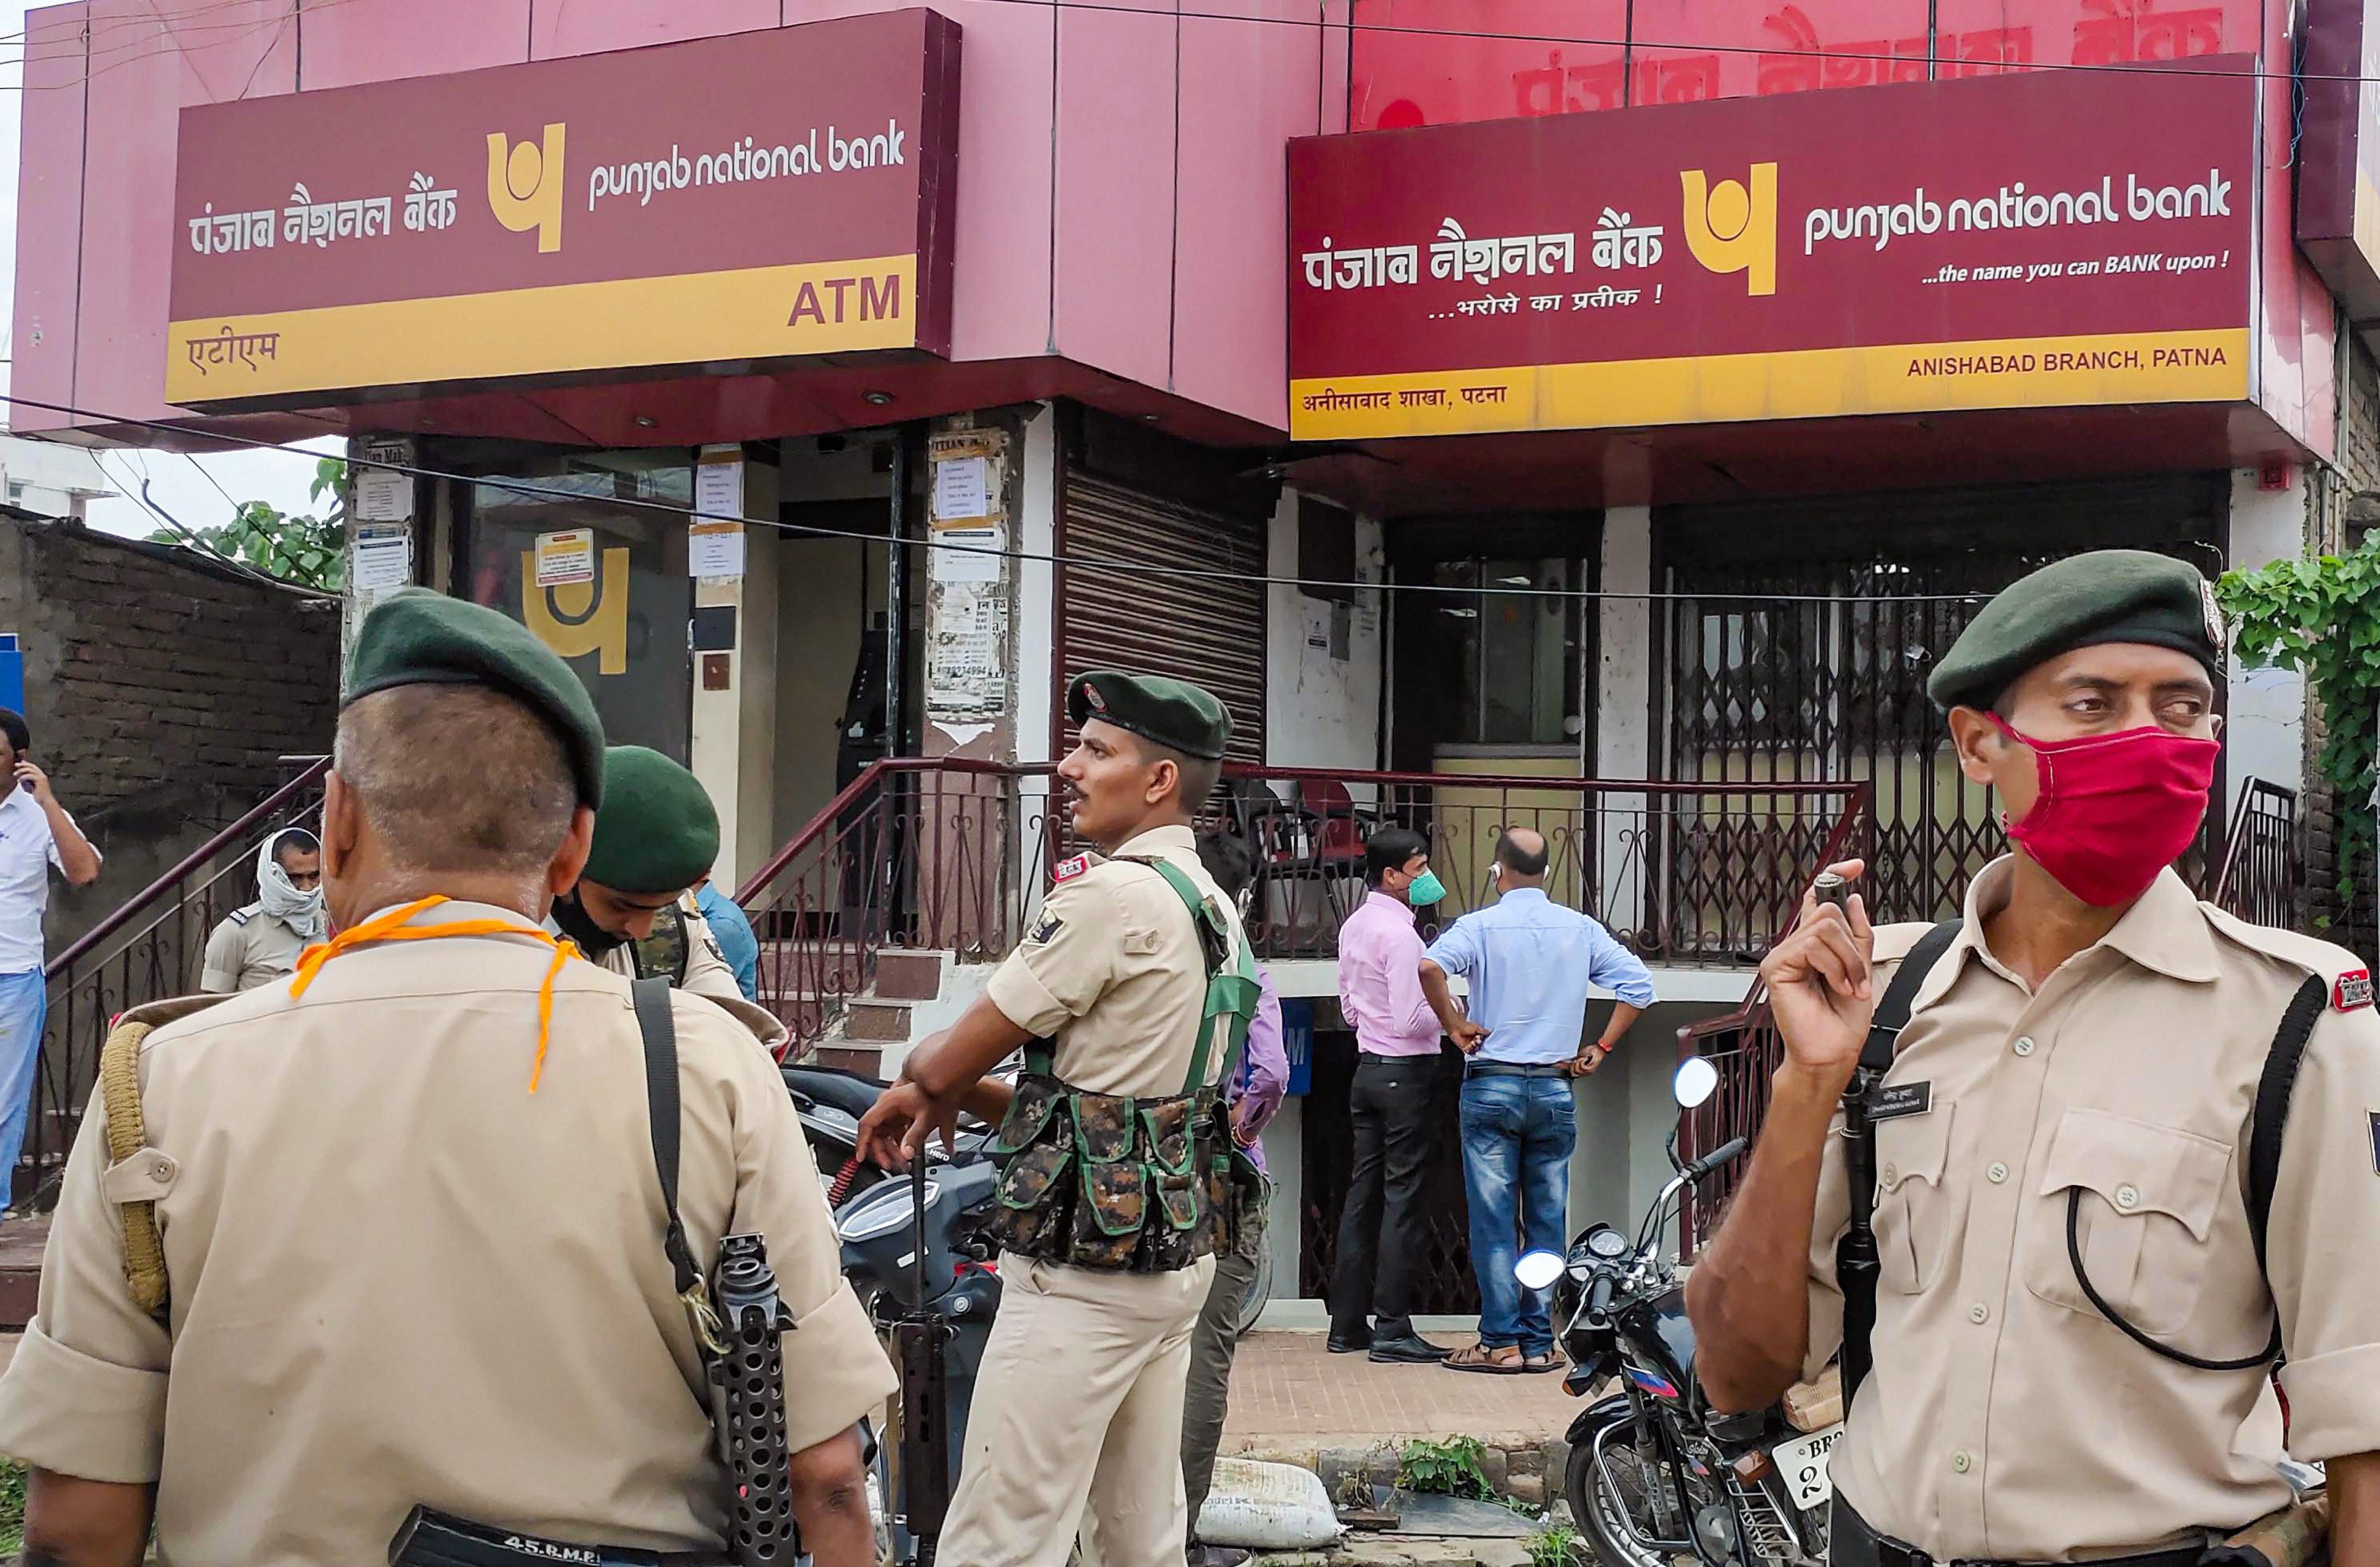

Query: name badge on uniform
2336;969;2374;1011
1053;854;1091;885
1867;1081;1933;1121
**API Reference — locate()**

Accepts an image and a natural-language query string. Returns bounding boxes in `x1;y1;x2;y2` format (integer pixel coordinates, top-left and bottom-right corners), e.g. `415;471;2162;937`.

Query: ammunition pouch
986;856;1264;1275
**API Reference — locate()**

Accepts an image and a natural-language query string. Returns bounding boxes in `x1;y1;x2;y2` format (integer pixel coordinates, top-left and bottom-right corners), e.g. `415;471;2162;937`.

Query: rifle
892;1156;953;1566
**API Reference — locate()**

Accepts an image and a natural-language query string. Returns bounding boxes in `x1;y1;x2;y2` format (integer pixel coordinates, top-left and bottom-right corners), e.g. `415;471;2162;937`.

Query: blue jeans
1459;1074;1576;1354
0;971;47;1206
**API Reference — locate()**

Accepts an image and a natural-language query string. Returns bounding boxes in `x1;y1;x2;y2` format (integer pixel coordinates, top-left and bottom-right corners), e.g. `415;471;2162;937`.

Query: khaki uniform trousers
946;1251;1216;1567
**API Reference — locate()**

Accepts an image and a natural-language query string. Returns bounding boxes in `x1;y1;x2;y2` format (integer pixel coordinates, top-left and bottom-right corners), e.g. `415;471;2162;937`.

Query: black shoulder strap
632;976;702;1298
1839;919;1961;1403
1863;921;1964;1070
2247;974;2327;1276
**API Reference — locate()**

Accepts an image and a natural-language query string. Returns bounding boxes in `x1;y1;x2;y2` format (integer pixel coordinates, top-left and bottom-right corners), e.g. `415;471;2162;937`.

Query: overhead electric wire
14;390;1997;605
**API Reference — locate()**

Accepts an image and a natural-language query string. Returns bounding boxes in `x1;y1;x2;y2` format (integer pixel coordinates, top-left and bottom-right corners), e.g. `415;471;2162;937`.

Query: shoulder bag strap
1839;919;1961;1402
2247;974;2327;1277
632;976;727;1364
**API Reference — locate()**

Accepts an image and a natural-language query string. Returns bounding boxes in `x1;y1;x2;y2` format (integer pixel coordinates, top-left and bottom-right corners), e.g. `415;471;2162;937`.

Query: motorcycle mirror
1514;1250;1566;1291
1673;1056;1720;1110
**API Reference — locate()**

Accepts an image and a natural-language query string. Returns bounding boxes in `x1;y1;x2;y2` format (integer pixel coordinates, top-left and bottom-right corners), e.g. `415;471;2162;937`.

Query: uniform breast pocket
1874;1101;1957;1295
2022;1108;2232;1336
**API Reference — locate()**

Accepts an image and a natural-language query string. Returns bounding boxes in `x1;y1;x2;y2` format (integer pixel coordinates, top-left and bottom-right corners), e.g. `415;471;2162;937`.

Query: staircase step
842;997;913;1042
871;950;945;1002
812;1042;886;1076
0;1215;49;1331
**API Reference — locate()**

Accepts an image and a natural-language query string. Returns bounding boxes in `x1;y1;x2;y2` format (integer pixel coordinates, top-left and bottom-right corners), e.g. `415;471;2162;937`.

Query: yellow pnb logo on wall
522;546;628;673
1681;163;1778;296
487;122;567;253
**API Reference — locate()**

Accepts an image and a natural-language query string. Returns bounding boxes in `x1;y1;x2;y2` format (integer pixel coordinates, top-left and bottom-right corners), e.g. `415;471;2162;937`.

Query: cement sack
1194;1457;1344;1550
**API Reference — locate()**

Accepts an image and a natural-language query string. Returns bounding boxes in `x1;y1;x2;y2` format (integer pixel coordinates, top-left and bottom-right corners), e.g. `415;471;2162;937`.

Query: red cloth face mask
1989;717;2220;907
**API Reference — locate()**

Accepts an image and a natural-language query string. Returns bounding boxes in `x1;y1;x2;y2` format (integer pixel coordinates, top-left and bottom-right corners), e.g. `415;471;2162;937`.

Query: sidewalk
1222;1330;1581;1451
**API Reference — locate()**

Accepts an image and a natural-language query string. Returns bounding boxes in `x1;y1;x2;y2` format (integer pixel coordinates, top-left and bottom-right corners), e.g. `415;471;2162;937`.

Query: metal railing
2211;777;2300;928
28;757;330;1206
1677;774;2300;1257
737;760;1872;1058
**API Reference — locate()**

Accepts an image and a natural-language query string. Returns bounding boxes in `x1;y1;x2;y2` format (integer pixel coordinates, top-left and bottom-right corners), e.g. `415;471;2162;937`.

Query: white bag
1194;1457;1346;1550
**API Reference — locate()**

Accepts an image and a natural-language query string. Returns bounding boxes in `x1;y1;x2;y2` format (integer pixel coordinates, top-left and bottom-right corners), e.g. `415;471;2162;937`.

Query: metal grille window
1427;556;1586;746
1657;477;2228;923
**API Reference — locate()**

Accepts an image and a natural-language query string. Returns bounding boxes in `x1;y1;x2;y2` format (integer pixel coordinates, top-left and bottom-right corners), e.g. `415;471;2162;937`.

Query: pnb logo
1680;162;1778;296
522;546;628;674
487;122;567;253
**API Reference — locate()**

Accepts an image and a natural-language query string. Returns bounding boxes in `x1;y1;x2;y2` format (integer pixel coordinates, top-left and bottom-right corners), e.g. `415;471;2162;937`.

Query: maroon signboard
167;9;958;407
2297;0;2380;322
1289;60;2258;438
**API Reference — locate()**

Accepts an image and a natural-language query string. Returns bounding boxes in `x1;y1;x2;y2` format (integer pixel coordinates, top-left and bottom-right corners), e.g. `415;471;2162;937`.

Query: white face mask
256;829;326;942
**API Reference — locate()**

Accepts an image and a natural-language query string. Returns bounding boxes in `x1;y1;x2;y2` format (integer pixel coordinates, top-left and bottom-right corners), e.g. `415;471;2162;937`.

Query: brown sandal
1519;1350;1561;1374
1445;1342;1526;1374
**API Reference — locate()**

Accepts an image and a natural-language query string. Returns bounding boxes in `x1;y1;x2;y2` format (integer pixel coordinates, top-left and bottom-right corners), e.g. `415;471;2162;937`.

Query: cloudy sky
0;1;336;540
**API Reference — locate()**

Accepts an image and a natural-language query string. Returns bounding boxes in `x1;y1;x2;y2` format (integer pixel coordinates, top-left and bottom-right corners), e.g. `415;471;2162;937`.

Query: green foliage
1397;1435;1494;1500
152;455;347;591
1525;1521;1585;1567
0;1455;23;1554
2218;535;2380;912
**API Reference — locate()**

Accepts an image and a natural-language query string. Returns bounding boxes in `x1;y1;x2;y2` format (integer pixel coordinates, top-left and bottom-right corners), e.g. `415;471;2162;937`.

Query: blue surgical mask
1404;869;1446;907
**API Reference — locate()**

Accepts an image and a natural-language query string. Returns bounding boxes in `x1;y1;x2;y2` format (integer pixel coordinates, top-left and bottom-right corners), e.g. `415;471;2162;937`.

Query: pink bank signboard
167;9;959;408
1288;61;2258;439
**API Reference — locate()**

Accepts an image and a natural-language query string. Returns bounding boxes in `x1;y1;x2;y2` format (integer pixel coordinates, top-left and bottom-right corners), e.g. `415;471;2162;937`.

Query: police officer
856;671;1252;1567
0;589;893;1566
199;826;325;991
1687;551;2380;1566
549;744;752;1012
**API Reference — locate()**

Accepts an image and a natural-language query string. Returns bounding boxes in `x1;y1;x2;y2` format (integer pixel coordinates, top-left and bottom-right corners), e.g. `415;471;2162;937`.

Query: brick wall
0;517;341;952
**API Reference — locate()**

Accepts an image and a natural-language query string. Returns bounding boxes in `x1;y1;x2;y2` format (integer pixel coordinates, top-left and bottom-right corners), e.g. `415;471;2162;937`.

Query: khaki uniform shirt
984;825;1248;1097
567;893;747;1007
0;901;894;1566
198;903;309;992
1805;860;2380;1561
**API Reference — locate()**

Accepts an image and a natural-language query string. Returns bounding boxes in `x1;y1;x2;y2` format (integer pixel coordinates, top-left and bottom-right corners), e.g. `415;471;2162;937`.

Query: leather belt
1464;1061;1571;1079
1833;1497;2208;1567
1356;1051;1435;1065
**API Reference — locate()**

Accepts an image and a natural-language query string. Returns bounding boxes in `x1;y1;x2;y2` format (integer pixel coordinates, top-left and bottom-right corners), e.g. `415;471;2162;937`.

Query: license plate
1772;1423;1844;1511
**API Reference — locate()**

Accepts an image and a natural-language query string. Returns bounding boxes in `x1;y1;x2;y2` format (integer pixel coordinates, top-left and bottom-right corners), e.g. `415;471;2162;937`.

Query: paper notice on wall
930;521;1004;583
351;524;412;590
694;446;744;522
926;581;1008;719
688;520;746;581
931;454;992;525
355;464;413;523
533;528;595;587
1304;602;1331;653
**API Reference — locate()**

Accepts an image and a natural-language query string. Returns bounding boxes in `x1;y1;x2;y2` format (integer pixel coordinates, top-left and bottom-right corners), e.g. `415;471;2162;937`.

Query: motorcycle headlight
835;1178;937;1242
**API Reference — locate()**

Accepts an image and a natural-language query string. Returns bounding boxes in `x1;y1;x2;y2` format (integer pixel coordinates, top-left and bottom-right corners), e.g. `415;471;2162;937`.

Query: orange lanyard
288;895;582;1091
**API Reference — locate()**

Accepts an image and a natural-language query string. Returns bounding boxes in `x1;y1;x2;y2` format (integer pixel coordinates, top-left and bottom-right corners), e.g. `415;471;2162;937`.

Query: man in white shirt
0;707;101;1208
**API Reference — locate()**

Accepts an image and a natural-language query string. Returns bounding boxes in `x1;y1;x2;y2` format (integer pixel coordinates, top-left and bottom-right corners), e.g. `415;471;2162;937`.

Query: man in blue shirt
1420;828;1656;1373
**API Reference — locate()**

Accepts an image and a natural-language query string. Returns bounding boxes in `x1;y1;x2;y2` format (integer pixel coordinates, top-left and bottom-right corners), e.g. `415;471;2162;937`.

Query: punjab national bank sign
166;9;959;407
1288;61;2256;440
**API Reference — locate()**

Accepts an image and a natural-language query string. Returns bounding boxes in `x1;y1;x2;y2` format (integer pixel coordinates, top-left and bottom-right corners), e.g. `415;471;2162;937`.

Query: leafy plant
0;1455;24;1554
151;455;348;591
1525;1522;1585;1567
2218;536;2380;913
1398;1434;1494;1500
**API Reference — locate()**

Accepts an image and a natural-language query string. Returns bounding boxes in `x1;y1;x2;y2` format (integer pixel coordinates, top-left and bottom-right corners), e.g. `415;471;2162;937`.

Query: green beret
344;588;606;807
582;746;720;894
1068;671;1232;760
1927;549;2226;710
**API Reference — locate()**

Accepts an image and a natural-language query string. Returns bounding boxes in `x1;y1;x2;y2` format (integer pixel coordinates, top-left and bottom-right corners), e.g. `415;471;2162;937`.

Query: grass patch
0;1455;25;1554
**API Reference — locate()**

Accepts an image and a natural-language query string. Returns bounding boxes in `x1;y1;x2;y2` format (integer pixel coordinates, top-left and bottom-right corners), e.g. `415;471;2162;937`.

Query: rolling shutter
1059;472;1267;763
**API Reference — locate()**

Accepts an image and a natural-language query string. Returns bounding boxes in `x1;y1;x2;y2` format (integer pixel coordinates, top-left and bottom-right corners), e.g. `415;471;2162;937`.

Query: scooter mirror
1514;1250;1566;1291
1673;1056;1720;1110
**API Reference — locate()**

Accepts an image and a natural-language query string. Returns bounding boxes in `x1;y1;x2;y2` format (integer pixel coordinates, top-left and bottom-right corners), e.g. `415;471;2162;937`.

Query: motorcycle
784;1062;895;1205
1523;1055;1838;1567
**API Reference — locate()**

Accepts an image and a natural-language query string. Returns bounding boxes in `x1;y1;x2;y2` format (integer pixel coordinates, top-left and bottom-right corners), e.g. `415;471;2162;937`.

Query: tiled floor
1220;1331;1582;1450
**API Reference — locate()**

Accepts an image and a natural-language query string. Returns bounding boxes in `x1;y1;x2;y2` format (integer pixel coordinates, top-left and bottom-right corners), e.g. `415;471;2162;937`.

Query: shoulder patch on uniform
1027;909;1065;945
2336;969;2374;1012
226;906;254;926
1053;853;1092;884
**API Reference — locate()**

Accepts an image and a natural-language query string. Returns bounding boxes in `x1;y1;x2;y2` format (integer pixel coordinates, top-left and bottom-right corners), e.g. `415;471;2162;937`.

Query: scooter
1520;1056;1837;1567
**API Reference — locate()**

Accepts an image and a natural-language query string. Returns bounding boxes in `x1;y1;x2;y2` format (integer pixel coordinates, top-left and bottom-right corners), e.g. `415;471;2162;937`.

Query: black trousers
1330;1053;1439;1339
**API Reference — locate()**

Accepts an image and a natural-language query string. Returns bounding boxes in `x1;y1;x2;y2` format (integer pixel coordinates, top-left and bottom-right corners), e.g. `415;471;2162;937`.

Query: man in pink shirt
1328;827;1449;1364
